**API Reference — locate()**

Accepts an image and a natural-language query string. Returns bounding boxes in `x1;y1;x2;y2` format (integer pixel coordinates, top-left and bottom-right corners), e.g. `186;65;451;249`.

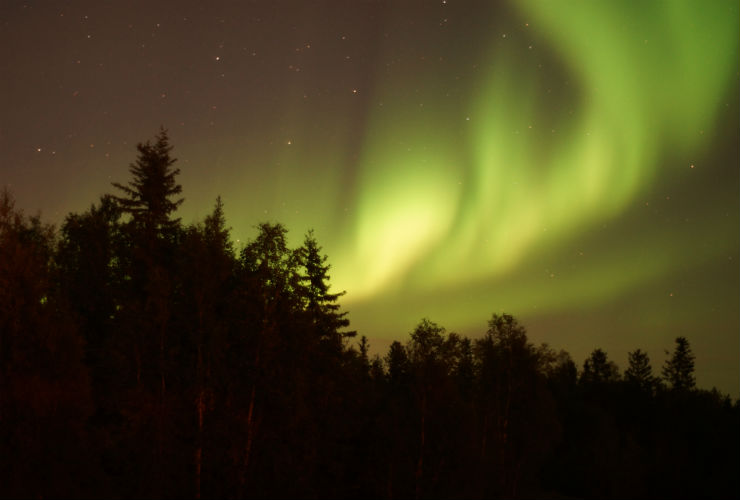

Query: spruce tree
662;336;696;391
580;348;620;385
109;129;184;495
112;127;183;240
625;348;655;392
296;230;353;343
386;340;410;386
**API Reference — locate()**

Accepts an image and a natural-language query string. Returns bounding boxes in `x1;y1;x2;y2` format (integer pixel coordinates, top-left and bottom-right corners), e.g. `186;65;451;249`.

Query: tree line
1;130;737;499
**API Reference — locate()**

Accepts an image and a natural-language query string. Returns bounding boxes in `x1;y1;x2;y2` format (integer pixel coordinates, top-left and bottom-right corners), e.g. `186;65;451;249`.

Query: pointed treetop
662;336;696;391
203;196;232;253
625;348;655;392
111;128;183;234
297;229;353;339
581;348;620;385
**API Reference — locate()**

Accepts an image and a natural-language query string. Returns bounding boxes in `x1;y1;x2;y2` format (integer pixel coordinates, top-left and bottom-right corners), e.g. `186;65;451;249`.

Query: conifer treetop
112;128;183;232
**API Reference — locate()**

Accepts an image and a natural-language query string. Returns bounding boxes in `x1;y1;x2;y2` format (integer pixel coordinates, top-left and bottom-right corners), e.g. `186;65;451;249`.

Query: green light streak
330;0;738;311
344;100;463;298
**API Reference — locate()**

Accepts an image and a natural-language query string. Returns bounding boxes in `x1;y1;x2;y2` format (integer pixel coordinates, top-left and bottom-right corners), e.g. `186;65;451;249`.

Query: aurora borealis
1;1;738;393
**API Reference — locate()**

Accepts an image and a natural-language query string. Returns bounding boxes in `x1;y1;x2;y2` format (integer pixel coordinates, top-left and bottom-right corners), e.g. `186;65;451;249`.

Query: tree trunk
195;344;204;499
415;391;427;500
239;348;261;496
157;315;168;496
195;304;205;499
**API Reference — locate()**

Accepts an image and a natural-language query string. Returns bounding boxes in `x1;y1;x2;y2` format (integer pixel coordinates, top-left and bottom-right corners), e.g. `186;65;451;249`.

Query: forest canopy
1;132;737;499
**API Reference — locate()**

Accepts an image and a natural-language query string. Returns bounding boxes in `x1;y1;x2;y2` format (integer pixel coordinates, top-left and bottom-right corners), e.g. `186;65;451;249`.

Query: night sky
1;1;738;394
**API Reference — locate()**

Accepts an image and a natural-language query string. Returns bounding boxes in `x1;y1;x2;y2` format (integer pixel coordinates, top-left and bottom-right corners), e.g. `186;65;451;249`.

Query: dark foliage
1;135;737;499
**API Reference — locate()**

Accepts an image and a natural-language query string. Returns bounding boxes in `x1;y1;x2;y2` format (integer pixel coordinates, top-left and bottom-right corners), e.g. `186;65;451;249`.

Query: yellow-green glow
345;101;462;297
325;0;738;314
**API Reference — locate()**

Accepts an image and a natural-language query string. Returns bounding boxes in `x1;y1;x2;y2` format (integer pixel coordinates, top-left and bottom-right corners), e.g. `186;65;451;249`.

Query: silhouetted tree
236;222;313;496
625;349;656;393
177;197;236;498
111;128;183;240
455;336;474;398
0;189;94;498
474;314;559;497
581;348;620;386
404;320;467;487
296;230;354;352
662;336;696;392
386;340;410;386
358;334;370;366
545;349;578;400
108;129;186;496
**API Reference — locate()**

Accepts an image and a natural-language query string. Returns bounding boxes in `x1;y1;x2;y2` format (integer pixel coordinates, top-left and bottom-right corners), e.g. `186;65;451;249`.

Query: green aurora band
328;0;737;311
